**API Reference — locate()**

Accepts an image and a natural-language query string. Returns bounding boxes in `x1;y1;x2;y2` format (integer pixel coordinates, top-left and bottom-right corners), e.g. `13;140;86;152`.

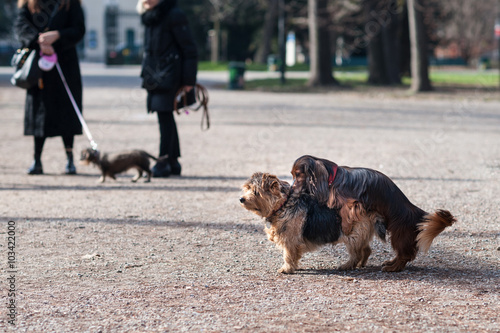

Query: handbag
10;2;59;89
10;48;41;89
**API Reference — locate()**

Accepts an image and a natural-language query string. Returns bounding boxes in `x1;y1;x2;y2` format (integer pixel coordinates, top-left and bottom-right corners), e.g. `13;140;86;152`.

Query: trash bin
228;61;245;90
267;54;278;71
478;57;490;70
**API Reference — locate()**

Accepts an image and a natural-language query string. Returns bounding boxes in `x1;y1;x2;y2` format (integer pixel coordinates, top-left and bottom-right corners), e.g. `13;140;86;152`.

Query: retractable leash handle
55;61;98;150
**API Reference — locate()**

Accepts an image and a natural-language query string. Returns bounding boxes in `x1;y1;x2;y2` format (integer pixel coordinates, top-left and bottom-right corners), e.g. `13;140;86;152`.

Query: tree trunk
366;0;401;85
211;18;220;63
407;0;432;92
254;0;279;64
307;0;337;87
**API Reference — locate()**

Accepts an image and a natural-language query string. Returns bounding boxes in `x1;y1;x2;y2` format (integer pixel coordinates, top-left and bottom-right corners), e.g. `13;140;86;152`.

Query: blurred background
1;0;499;89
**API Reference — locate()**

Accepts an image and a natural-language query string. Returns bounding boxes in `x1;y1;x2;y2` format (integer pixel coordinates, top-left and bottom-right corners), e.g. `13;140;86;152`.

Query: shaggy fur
240;172;379;274
291;155;456;272
80;148;164;183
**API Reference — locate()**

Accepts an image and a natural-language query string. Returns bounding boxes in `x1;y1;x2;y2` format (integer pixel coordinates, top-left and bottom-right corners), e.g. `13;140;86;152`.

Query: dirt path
0;70;499;332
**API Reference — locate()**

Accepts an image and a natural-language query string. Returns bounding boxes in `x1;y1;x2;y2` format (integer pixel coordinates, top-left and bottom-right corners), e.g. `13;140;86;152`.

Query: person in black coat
14;0;85;175
138;0;198;177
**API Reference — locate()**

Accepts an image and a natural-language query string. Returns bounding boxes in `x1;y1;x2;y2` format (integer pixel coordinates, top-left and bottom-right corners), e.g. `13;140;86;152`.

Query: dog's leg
132;169;142;182
98;174;105;183
144;170;151;183
359;245;372;268
381;246;414;272
382;257;410;272
382;224;418;272
339;216;374;270
338;241;362;270
279;246;301;274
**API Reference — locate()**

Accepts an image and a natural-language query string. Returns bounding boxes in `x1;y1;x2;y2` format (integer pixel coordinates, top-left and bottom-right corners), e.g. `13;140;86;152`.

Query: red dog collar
328;164;338;186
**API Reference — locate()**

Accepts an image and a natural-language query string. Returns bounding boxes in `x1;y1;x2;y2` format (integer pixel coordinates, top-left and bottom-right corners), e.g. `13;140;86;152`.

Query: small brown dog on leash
240;172;384;274
291;155;456;272
80;148;166;183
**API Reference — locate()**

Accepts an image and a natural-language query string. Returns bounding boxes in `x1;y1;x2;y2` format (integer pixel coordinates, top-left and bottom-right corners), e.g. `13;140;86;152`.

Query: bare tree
254;0;279;64
408;0;432;92
365;0;402;85
307;0;338;86
437;0;498;64
207;0;246;62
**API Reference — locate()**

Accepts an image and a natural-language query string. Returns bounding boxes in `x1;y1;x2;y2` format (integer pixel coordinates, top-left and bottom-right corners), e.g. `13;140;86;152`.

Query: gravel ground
0;68;499;332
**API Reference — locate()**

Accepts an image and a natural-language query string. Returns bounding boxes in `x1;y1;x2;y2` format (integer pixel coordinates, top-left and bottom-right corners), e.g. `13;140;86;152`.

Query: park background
0;0;499;332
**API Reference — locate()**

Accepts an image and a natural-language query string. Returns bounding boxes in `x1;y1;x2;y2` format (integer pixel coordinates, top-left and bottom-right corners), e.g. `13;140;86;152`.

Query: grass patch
199;61;370;73
428;71;498;87
244;71;369;91
200;61;499;89
198;61;268;71
245;70;498;91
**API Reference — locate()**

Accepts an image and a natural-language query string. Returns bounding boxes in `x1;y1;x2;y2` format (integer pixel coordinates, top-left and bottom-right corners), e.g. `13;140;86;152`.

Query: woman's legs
27;136;76;175
154;112;181;177
62;135;76;174
27;136;46;175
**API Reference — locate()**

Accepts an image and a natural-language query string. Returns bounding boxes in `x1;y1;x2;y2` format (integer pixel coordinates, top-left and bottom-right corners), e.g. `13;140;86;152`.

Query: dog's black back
301;195;342;245
81;148;159;182
99;150;153;175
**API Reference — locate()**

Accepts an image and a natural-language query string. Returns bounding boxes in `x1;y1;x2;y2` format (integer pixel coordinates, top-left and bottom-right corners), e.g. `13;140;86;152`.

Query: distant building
82;0;143;63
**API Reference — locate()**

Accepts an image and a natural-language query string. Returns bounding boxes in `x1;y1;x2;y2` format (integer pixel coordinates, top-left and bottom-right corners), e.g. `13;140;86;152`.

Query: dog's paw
381;262;407;272
338;262;357;271
382;259;395;267
278;265;297;274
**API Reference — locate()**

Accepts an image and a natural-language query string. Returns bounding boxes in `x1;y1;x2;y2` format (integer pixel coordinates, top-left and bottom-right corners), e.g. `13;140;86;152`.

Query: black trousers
157;111;180;161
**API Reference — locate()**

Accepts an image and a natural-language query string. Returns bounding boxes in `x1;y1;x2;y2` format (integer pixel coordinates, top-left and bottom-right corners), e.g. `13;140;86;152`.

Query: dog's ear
261;173;272;190
261;174;281;194
308;160;330;204
269;179;281;195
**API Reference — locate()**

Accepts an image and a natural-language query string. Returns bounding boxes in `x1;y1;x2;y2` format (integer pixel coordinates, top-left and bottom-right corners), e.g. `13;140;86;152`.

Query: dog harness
328;163;338;186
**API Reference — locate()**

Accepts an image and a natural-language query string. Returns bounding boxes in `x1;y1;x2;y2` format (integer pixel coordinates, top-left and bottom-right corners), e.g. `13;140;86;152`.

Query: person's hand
38;31;60;46
184;85;194;93
40;44;55;55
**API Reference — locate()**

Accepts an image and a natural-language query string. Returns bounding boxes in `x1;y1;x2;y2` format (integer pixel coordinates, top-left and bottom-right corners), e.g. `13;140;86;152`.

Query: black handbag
10;48;41;89
11;2;59;89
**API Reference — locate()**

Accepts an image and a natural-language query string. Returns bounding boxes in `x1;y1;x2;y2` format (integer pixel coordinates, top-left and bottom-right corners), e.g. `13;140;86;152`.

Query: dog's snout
239;197;246;203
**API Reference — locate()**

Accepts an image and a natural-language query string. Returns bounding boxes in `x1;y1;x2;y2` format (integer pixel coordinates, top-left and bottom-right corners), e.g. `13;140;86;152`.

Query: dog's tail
416;209;456;253
144;152;168;162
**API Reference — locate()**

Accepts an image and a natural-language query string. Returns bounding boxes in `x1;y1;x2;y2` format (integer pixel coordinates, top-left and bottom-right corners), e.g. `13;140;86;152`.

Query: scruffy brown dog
291;155;456;272
240;172;382;274
80;148;165;183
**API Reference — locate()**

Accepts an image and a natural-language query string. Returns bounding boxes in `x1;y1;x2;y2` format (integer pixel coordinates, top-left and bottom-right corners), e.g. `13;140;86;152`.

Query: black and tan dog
80;148;165;183
240;172;382;274
291;155;456;272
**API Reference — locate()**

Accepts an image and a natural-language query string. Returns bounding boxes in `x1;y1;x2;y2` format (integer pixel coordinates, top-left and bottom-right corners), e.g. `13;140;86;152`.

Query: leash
173;83;210;130
55;62;98;150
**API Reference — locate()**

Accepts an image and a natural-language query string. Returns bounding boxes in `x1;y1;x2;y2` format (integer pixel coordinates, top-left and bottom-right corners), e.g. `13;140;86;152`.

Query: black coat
14;0;85;137
140;0;198;112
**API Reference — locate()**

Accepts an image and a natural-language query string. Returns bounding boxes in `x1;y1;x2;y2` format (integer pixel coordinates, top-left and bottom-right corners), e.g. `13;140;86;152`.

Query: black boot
169;158;181;176
152;161;171;178
65;152;77;175
27;160;43;175
28;137;45;175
